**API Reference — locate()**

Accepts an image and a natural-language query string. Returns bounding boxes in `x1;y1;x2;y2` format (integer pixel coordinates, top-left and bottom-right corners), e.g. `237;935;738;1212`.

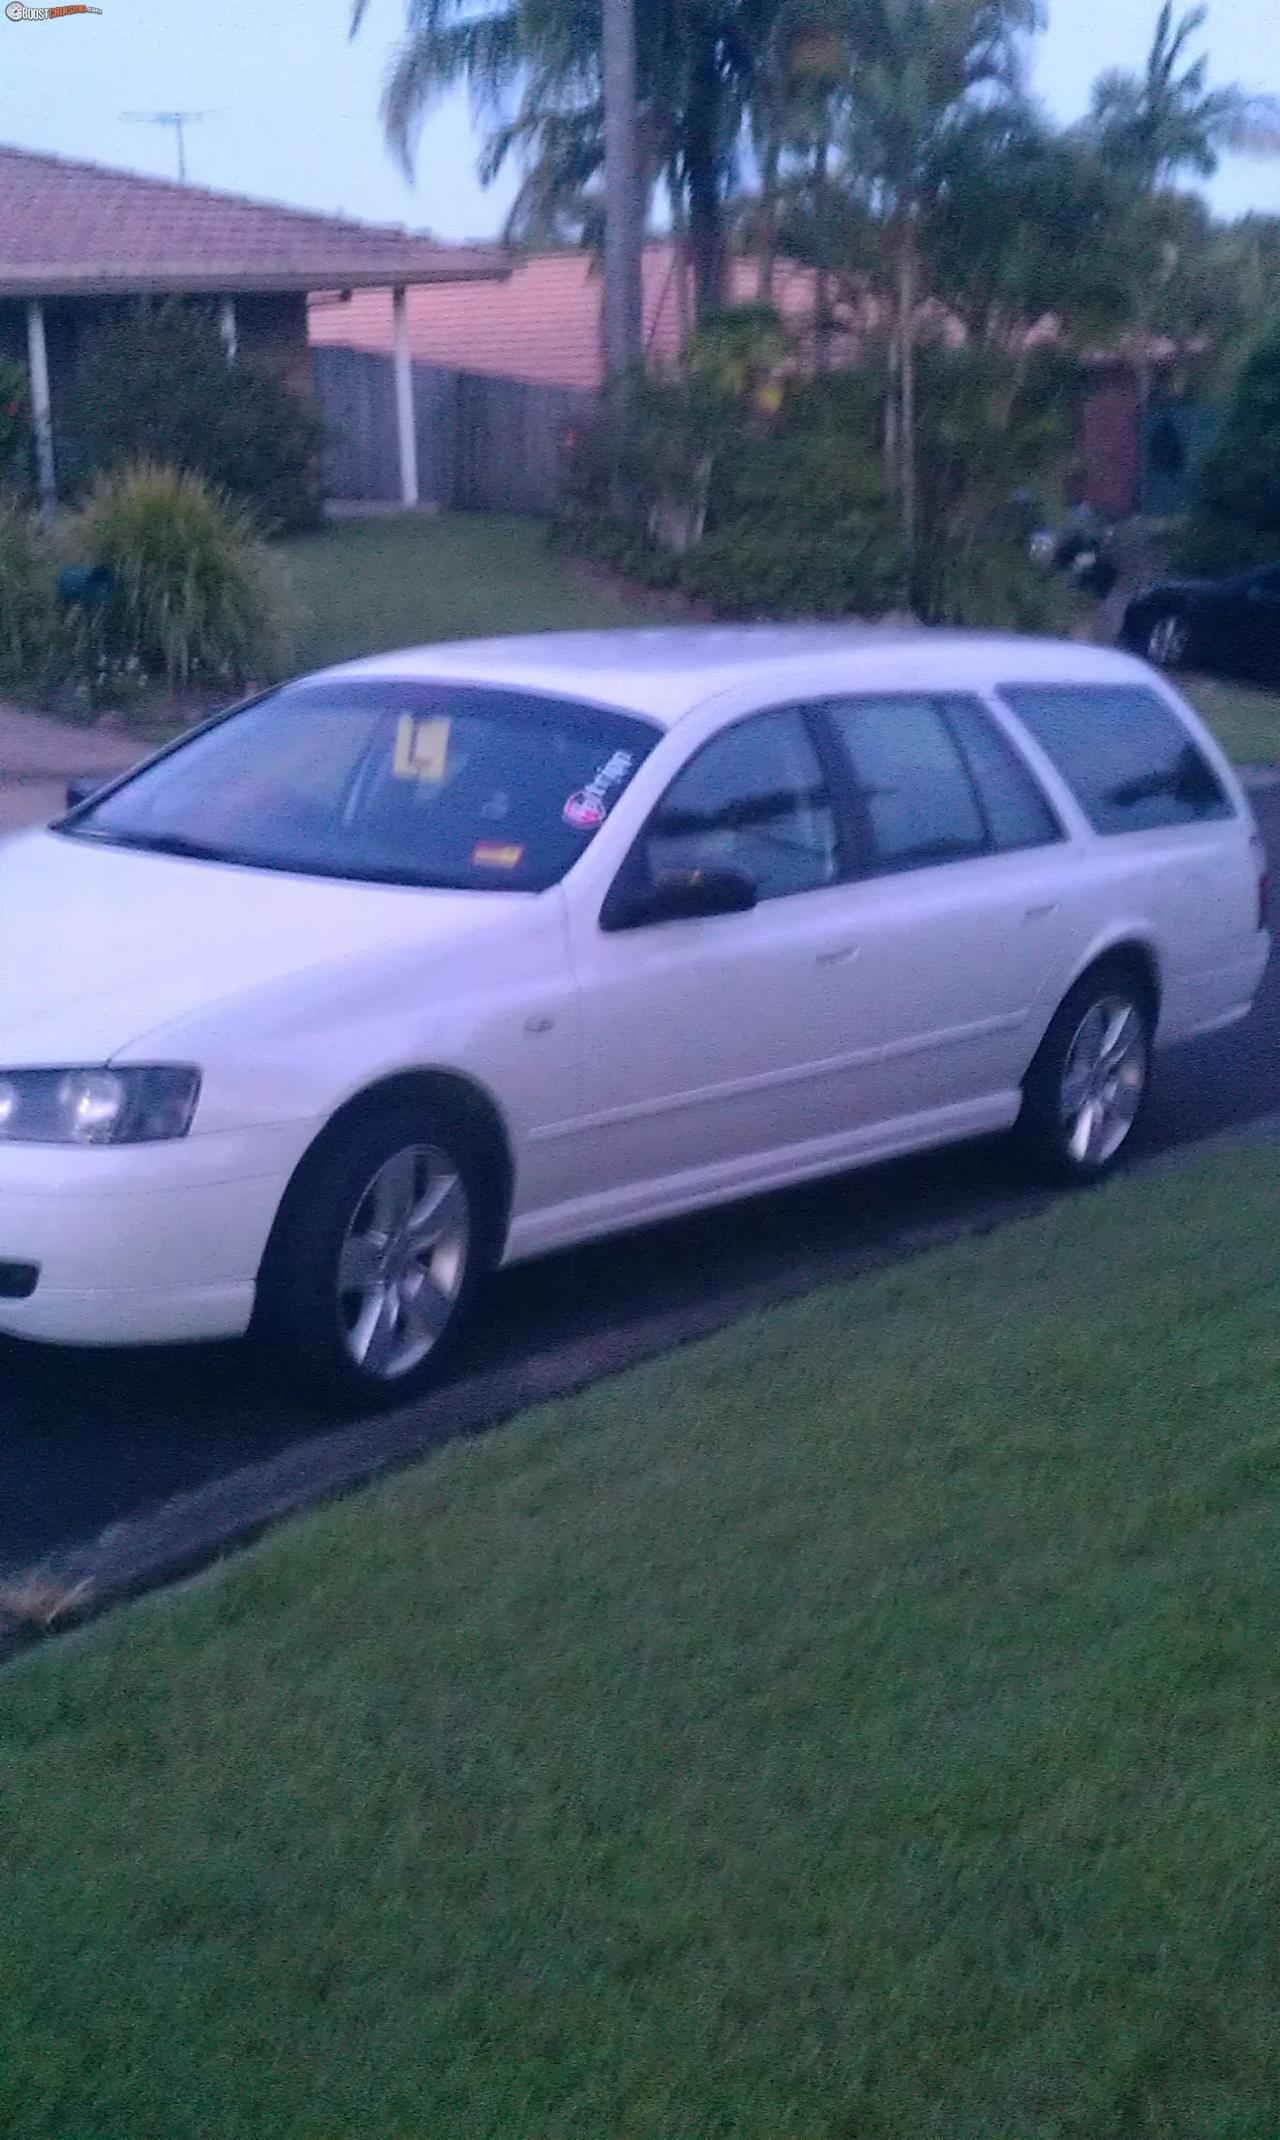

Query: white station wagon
0;627;1268;1406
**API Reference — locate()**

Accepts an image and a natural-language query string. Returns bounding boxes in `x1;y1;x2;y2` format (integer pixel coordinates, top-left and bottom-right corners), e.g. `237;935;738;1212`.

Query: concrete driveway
0;702;141;833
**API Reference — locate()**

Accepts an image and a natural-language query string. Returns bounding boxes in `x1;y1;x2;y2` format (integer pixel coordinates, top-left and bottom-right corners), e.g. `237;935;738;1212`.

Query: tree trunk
897;218;919;603
602;0;644;382
813;123;832;371
685;30;726;317
1134;318;1153;517
670;173;693;347
758;129;780;303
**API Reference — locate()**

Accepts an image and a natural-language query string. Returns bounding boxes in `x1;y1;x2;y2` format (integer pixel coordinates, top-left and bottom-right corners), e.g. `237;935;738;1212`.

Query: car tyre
255;1098;495;1412
1145;611;1192;668
1017;966;1153;1185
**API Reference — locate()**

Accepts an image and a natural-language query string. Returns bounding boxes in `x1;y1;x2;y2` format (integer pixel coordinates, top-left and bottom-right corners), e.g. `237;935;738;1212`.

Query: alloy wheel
1147;614;1190;667
336;1143;470;1381
1058;995;1148;1170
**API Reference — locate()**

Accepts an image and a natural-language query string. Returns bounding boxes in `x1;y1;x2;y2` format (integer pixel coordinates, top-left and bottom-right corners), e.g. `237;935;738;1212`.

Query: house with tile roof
309;241;824;391
309;238;1204;521
0;143;507;508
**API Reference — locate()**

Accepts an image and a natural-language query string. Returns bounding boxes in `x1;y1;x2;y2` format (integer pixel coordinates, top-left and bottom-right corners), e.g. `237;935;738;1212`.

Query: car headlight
0;1067;201;1146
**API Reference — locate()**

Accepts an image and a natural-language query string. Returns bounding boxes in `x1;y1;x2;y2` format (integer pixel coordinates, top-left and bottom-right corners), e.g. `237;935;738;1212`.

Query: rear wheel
1145;611;1192;668
1018;969;1153;1184
256;1099;493;1410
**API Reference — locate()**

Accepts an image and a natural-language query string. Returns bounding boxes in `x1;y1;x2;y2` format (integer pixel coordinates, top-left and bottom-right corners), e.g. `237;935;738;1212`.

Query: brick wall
1080;372;1140;520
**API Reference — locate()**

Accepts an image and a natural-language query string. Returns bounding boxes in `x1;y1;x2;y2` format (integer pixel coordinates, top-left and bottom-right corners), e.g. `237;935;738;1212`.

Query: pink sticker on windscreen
562;750;635;832
563;790;608;830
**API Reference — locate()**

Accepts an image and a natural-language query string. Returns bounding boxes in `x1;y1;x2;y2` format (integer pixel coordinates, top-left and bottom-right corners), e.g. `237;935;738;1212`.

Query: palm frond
381;8;522;174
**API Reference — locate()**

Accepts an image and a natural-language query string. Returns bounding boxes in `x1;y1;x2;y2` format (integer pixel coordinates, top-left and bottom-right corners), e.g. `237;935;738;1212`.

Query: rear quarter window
1000;684;1233;835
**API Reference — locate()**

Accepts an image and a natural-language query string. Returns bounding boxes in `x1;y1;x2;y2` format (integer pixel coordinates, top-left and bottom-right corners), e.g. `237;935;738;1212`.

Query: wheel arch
1027;937;1163;1077
1073;937;1162;1019
257;1066;517;1287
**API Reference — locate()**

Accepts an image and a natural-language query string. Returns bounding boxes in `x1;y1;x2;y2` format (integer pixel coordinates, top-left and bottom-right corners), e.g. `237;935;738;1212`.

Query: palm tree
828;0;1043;592
353;0;786;319
1087;2;1275;190
1083;3;1280;504
602;0;643;377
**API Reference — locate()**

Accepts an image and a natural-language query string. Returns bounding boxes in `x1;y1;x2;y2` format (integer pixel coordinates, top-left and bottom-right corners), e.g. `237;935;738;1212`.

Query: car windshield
65;678;660;893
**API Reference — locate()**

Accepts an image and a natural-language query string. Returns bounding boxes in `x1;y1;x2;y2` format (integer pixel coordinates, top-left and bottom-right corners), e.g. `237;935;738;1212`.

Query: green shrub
1176;333;1280;574
677;521;888;616
912;343;1077;627
0;495;60;683
555;512;683;590
567;366;901;619
693;372;900;614
0;357;31;489
76;462;292;689
566;335;1080;628
61;301;325;534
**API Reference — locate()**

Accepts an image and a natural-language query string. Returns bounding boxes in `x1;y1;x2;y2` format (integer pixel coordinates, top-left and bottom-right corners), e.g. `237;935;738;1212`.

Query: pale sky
1;0;1276;238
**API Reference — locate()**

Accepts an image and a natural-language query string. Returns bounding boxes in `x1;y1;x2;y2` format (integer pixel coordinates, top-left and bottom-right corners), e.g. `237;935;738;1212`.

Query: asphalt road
5;785;1279;1575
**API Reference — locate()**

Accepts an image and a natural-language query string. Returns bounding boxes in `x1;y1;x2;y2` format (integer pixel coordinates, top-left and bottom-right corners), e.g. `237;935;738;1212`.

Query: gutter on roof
0;260;511;299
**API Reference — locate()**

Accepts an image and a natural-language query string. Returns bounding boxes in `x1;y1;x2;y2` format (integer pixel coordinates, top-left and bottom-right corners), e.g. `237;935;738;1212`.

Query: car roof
318;625;1157;729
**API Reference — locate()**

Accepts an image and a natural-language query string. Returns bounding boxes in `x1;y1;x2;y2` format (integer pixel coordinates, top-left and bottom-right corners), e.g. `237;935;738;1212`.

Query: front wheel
1145;611;1192;668
1017;972;1153;1184
256;1101;491;1410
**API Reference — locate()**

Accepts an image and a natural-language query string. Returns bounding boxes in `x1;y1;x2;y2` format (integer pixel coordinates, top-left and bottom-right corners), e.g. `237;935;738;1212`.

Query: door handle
816;942;860;966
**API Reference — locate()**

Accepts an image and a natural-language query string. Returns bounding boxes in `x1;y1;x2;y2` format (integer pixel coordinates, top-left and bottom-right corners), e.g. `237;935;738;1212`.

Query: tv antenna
121;109;212;184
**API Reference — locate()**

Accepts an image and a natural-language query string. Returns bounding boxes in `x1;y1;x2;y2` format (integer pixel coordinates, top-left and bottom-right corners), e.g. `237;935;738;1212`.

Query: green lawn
4;1147;1280;2138
277;516;1280;766
278;512;643;673
1179;674;1280;765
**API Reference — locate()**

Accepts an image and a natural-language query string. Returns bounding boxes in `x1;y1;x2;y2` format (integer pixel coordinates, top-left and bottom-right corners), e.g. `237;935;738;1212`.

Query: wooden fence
312;345;587;515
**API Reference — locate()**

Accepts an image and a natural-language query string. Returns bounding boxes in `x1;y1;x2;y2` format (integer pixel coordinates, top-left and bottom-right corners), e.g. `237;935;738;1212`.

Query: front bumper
0;1122;312;1347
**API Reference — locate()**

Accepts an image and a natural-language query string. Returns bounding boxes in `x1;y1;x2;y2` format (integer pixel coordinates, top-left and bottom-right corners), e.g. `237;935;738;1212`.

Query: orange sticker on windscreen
392;714;450;783
472;841;524;870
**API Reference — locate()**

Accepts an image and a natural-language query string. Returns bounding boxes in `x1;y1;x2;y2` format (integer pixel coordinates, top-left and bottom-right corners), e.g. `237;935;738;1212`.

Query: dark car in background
1122;564;1280;683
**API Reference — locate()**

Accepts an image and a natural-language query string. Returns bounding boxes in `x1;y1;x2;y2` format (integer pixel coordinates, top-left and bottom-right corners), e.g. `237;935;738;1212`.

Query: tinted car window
827;696;986;870
70;680;659;892
645;709;837;901
945;698;1062;852
1000;684;1232;834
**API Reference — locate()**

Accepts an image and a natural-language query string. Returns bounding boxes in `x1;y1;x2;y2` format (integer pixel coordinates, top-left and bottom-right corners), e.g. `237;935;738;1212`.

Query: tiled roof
0;143;507;296
309;242;822;389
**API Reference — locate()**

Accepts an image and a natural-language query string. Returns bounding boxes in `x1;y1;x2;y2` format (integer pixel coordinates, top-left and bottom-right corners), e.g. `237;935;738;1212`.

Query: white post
25;300;55;509
218;295;238;361
392;284;420;509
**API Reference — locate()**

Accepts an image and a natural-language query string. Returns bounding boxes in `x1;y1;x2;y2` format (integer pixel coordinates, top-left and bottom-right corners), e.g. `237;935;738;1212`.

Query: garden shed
0;143;507;510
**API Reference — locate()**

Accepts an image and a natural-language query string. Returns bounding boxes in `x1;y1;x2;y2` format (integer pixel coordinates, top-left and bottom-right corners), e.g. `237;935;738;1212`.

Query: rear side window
944;698;1061;851
826;696;986;870
1001;684;1232;835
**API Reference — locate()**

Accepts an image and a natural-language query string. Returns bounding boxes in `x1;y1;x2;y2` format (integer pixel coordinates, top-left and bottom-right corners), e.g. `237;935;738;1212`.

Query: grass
276;520;1280;767
4;1146;1280;2137
278;511;644;673
1179;674;1280;765
77;510;1280;768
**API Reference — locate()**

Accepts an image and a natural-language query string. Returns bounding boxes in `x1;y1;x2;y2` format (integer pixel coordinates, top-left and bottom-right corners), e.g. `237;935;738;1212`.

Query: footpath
0;701;141;832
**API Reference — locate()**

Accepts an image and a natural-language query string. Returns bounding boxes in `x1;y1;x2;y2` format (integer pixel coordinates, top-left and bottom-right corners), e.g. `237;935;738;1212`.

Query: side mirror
65;776;107;811
604;864;758;932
